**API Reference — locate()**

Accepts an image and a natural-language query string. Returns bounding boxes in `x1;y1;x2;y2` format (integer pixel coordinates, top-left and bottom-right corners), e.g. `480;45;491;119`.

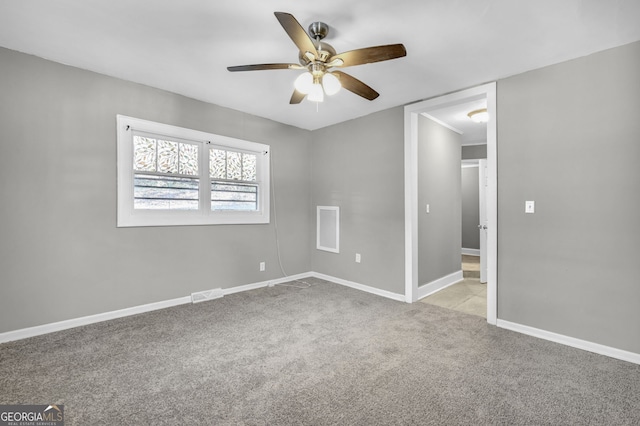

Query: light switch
426;204;430;214
525;201;535;214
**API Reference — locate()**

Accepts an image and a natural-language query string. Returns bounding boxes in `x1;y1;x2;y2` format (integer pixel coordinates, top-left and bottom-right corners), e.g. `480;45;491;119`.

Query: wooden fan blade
227;63;304;72
290;89;306;104
329;44;406;67
332;71;379;100
274;12;319;59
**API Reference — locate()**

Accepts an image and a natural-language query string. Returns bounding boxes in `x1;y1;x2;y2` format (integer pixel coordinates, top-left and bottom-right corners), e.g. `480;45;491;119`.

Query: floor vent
191;288;224;304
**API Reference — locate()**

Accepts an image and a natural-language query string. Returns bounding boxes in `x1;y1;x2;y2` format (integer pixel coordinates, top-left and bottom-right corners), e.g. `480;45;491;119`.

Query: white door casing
404;82;497;325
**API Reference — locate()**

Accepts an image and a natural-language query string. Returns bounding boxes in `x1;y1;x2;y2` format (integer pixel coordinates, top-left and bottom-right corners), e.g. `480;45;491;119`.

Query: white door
478;159;488;283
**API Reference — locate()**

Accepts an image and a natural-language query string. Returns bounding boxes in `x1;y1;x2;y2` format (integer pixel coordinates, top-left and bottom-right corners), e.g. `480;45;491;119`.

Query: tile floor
462;254;480;278
420;255;487;318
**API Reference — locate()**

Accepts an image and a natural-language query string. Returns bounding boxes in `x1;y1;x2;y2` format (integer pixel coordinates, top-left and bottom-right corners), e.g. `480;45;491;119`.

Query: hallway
421;256;486;318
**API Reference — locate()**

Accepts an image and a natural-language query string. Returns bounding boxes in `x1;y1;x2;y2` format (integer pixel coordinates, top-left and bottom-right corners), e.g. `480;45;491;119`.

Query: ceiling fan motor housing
297;22;333;65
308;21;329;40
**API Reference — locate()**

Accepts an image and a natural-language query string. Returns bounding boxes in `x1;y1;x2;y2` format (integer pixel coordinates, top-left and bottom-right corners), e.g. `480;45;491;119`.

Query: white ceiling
424;98;488;145
0;1;639;131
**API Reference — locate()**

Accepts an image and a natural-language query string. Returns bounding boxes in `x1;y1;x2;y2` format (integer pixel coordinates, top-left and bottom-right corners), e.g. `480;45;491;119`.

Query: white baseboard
416;270;464;301
497;319;640;365
0;272;339;344
0;295;192;344
223;272;312;295
0;272;407;344
310;272;406;303
8;274;636;368
461;248;480;256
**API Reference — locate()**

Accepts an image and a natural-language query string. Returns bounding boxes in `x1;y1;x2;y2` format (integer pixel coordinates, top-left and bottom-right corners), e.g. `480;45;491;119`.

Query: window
117;115;270;227
209;148;258;211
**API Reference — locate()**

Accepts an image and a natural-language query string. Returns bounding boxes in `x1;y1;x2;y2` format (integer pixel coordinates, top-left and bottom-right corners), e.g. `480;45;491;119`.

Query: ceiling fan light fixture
322;72;341;96
468;108;489;123
294;72;313;94
308;82;324;102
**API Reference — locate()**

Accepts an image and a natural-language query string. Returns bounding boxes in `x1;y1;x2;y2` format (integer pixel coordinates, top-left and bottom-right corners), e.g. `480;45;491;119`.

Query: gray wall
418;116;462;285
4;38;640;358
0;47;312;333
310;108;405;295
461;166;480;250
497;41;640;353
461;144;487;160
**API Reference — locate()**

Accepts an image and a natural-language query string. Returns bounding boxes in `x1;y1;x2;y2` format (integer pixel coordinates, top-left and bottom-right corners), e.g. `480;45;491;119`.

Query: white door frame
404;82;497;325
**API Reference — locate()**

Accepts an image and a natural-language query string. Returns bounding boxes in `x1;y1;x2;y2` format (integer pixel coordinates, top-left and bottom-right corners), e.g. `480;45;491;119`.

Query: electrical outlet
259;261;266;272
355;253;361;263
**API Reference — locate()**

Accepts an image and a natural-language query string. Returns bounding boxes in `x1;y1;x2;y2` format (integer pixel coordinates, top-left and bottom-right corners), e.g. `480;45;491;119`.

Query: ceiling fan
227;12;407;104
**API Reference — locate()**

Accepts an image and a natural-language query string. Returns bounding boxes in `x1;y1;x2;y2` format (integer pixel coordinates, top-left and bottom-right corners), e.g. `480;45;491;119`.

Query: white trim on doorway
462;248;481;256
416;270;464;301
404;82;498;325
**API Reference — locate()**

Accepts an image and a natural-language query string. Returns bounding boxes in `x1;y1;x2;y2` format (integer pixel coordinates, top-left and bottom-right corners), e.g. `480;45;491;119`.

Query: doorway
461;160;484;280
461;157;487;283
404;83;497;325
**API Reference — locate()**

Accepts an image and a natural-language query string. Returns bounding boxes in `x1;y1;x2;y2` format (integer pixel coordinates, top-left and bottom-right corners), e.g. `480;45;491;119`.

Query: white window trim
116;115;270;227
